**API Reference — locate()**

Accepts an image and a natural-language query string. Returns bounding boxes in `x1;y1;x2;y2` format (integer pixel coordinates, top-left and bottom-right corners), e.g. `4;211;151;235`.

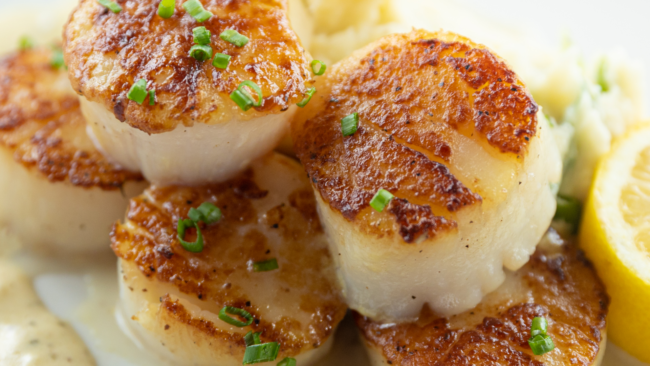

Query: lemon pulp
620;146;650;256
580;124;650;363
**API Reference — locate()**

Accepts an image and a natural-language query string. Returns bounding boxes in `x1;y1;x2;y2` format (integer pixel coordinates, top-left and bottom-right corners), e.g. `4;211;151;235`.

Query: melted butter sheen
0;260;95;365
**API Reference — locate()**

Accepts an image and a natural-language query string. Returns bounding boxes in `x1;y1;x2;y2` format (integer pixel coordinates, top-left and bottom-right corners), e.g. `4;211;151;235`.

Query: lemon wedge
580;124;650;363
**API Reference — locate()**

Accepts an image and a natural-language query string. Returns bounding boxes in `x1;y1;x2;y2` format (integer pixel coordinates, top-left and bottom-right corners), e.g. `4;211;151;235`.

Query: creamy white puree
0;260;95;366
18;253;368;366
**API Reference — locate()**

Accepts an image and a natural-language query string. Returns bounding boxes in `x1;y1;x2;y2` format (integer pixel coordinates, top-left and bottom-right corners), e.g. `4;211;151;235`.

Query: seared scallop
63;0;314;186
0;48;146;255
292;30;562;321
111;153;347;366
355;234;609;366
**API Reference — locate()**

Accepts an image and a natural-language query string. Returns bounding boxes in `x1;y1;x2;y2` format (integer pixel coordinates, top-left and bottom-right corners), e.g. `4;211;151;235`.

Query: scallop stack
0;0;611;365
63;0;345;365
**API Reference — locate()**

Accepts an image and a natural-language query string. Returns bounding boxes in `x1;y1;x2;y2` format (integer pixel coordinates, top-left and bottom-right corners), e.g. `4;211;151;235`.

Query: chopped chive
239;81;263;107
297;87;316;108
157;0;176;18
189;44;213;61
244;331;254;346
341;112;359;136
277;358;296;366
554;194;582;234
230;90;254;111
244;331;262;347
192;26;211;45
177;218;204;253
148;90;156;106
597;59;609;93
18;36;33;50
194;10;213;22
530;317;548;337
370;189;394;212
230;81;263;111
97;0;122;13
243;343;280;364
527;316;554;355
188;202;222;225
218;306;254;327
51;49;65;70
528;334;555;355
220;29;249;47
253;259;279;272
177;202;220;253
212;53;231;69
127;79;148;105
311;60;326;75
183;0;213;22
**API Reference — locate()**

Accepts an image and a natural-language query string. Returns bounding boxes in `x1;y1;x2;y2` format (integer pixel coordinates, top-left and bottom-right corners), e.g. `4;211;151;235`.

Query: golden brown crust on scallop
292;31;538;242
111;168;346;357
292;30;538;242
0;49;143;189
303;124;479;219
387;198;455;243
64;0;312;133
355;242;609;365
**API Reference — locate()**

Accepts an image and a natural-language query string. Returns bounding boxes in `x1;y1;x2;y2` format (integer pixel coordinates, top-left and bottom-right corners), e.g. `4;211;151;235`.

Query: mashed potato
298;0;407;65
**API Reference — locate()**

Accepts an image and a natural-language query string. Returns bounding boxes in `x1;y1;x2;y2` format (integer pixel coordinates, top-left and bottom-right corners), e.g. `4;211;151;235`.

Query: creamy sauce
14;252;369;366
0;1;646;365
0;260;95;365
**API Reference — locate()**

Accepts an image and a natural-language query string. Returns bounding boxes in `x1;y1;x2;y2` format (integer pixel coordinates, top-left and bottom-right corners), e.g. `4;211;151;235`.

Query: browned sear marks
64;0;313;133
292;30;539;241
388;198;455;243
111;167;346;356
0;48;143;189
355;243;609;365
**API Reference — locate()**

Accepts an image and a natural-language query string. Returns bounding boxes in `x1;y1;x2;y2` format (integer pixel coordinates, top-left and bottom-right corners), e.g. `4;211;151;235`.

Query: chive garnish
97;0;122;13
18;36;33;50
183;0;212;22
341;112;359;137
530;317;547;337
212;53;231;69
230;81;263;111
220;29;249;47
176;202;222;253
218;306;254;327
189;44;213;61
554;194;582;234
242;343;280;364
230;90;253;111
253;259;279;272
51;49;65;70
277;358;297;366
529;334;555;355
127;79;148;105
148;90;156;106
297;87;316;108
188;202;222;225
244;331;262;347
177;218;204;253
311;60;326;76
193;26;211;45
157;0;175;18
527;316;555;355
369;189;394;212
